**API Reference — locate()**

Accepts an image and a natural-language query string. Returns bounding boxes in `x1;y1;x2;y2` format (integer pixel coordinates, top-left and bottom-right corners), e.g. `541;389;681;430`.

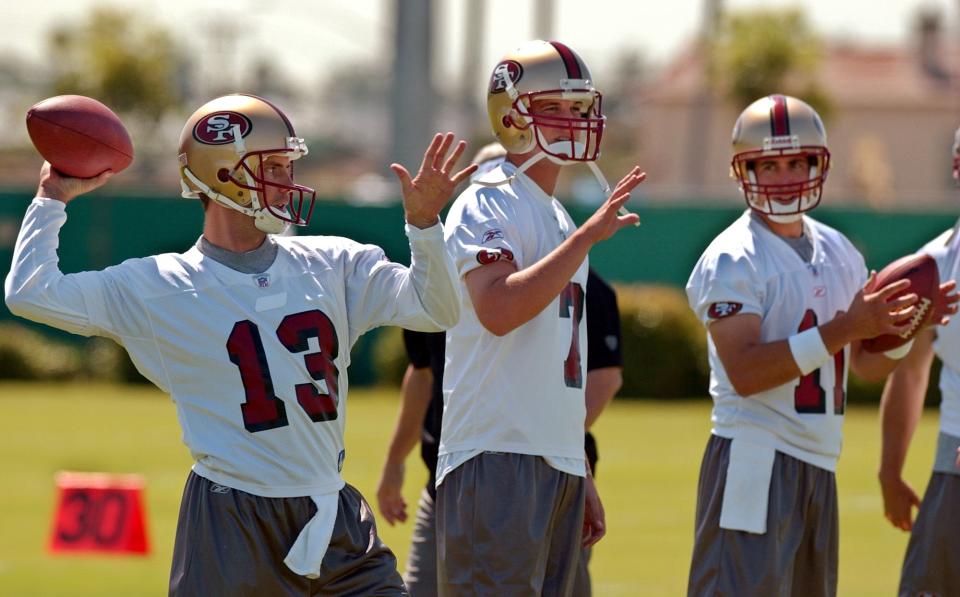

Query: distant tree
709;8;832;119
46;7;185;125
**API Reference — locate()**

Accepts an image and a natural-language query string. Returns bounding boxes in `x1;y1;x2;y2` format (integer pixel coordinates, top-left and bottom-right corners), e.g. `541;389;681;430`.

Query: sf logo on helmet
489;60;523;94
193;111;253;145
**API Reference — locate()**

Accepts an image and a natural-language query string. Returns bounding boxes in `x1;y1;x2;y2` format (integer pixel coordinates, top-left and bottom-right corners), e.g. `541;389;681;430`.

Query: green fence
0;189;956;383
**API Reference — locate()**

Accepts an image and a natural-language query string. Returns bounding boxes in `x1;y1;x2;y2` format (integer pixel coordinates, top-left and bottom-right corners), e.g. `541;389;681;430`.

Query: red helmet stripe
769;94;790;136
236;93;297;136
549;41;583;79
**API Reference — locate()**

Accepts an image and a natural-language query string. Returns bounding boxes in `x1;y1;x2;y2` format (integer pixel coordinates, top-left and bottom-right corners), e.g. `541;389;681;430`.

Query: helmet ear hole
502;115;513;128
217;168;230;183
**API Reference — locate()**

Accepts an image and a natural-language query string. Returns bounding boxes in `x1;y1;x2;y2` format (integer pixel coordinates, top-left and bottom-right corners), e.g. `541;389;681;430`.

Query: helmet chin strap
766;212;803;224
474;142;639;225
254;210;289;234
181;166;289;234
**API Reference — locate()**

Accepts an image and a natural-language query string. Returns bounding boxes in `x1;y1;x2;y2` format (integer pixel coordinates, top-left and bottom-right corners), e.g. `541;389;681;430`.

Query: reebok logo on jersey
482;229;504;243
209;484;231;494
477;248;514;265
814;286;827;297
708;302;743;319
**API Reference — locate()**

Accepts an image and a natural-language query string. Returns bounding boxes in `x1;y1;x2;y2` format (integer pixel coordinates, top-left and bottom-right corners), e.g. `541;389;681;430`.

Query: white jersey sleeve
341;222;460;347
5;198;151;342
920;224;960;436
445;183;524;279
687;250;765;325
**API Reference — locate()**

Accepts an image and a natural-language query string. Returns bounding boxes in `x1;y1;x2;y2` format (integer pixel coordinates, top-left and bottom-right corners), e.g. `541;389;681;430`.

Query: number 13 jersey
686;211;868;471
5;198;459;498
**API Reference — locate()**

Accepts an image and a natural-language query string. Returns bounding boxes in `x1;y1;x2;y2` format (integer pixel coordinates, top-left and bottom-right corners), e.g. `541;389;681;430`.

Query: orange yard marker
48;472;149;555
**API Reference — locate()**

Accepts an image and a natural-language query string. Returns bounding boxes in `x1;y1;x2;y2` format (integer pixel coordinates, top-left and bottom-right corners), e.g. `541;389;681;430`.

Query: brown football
26;95;134;178
861;253;939;353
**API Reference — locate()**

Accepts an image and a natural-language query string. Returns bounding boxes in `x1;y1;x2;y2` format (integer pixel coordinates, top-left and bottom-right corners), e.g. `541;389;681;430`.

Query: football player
684;94;957;596
436;40;641;595
4;93;476;596
376;270;623;597
878;125;960;596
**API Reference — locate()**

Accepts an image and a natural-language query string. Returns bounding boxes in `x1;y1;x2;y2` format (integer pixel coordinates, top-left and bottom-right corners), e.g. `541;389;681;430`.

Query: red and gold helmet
731;94;830;220
486;40;603;162
178;94;315;233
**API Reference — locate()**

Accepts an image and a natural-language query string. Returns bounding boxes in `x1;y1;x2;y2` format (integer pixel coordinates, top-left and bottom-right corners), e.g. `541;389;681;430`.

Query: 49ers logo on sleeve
476;247;514;265
193;111;253;145
707;302;743;319
489;60;523;94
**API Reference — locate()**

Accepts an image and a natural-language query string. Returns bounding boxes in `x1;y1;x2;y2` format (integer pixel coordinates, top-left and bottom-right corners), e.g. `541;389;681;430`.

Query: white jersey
686;211;868;471
437;162;588;482
920;223;960;437
5;198;460;498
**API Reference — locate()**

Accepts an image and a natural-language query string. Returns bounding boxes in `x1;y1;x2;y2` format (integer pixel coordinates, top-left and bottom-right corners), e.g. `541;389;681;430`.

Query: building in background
630;11;960;208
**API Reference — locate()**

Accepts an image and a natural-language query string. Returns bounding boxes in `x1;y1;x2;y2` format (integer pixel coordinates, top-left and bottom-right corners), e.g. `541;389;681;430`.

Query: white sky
0;0;956;88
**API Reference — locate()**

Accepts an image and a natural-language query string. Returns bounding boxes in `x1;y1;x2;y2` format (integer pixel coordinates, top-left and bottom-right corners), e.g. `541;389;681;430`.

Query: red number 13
227;309;340;433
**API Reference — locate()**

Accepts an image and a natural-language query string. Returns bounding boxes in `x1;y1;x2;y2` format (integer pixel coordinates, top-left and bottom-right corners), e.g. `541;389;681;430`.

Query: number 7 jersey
686;211;868;471
439;163;589;468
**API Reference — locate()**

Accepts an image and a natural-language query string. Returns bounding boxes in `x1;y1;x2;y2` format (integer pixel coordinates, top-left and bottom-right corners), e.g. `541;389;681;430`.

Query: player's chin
769;195;800;205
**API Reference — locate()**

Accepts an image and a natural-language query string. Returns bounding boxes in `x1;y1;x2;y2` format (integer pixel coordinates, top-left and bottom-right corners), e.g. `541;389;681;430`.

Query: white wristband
788;327;832;375
883;339;915;360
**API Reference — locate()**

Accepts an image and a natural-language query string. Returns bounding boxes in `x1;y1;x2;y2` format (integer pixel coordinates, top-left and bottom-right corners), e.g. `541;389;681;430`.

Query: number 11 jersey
686;211;868;471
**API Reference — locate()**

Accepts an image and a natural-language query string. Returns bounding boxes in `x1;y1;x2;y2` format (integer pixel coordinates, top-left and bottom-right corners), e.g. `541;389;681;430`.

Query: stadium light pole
389;0;436;175
686;0;723;196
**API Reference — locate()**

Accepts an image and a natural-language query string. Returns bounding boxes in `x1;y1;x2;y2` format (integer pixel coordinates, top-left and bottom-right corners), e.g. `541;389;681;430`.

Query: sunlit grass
0;382;935;596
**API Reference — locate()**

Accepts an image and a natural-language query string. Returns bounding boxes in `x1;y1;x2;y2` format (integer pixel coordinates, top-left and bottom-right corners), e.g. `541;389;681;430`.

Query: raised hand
36;162;114;205
578;166;644;245
390;133;478;229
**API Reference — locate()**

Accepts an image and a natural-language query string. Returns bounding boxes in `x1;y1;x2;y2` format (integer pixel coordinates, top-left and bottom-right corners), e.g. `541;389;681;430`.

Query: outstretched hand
36;162;113;205
578;166;644;245
390;133;478;229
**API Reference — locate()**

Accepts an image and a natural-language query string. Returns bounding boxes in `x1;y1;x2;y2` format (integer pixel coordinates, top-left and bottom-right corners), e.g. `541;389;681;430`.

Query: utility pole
461;0;486;134
533;0;555;39
686;0;723;195
389;0;435;172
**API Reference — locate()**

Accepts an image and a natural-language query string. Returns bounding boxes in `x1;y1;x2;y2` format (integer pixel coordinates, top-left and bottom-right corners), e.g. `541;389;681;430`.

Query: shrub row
0;283;944;408
367;284;939;406
0;323;147;383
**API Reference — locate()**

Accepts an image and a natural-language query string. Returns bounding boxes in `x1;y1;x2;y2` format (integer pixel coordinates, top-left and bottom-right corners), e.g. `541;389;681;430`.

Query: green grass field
0;382;938;596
